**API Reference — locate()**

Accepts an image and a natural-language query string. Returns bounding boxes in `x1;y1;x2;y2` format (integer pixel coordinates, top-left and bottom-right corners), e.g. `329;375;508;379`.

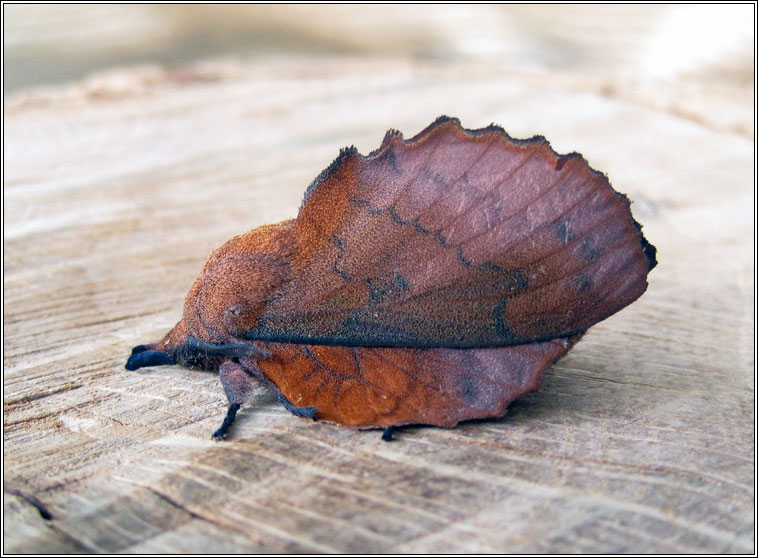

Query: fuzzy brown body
126;116;656;438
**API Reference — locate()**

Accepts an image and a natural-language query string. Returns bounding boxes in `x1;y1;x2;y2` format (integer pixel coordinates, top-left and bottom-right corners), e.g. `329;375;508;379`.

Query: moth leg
212;360;257;441
212;403;240;441
381;426;397;442
277;392;317;420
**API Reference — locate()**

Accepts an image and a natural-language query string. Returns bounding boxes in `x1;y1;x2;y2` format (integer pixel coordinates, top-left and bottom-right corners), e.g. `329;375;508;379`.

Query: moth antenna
124;350;176;371
185;336;271;359
130;344;154;355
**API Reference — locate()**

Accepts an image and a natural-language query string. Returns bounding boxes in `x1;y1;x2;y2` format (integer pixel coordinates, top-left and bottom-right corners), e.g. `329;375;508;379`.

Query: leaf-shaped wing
244;116;656;348
257;337;578;428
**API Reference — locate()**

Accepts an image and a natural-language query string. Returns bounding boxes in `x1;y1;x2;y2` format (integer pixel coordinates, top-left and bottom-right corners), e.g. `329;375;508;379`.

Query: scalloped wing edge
299;116;657;272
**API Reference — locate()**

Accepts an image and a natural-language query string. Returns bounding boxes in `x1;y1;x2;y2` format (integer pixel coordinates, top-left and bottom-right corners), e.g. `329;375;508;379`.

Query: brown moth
126;116;657;440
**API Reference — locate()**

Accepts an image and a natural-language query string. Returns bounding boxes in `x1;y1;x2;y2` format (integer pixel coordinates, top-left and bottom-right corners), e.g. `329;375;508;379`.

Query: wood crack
5;487;54;520
144;485;226;528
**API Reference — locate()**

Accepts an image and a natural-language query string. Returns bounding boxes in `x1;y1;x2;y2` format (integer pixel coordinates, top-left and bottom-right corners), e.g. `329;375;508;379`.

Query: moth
126;116;657;441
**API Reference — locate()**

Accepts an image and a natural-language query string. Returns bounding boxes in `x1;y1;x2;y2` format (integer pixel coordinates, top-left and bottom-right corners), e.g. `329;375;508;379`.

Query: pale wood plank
3;59;754;553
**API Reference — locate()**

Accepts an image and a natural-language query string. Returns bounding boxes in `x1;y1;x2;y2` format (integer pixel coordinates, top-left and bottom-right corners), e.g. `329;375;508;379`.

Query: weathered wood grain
3;59;754;553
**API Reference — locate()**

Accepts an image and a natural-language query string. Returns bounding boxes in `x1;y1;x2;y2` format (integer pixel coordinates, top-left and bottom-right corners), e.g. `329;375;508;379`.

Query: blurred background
4;4;754;94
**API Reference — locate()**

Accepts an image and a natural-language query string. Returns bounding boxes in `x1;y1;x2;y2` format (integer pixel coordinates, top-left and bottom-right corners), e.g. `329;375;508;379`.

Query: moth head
125;221;293;372
182;252;289;339
183;223;295;340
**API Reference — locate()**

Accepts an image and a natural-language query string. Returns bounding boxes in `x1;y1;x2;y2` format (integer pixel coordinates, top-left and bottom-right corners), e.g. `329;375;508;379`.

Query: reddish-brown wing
244;117;656;348
256;337;579;428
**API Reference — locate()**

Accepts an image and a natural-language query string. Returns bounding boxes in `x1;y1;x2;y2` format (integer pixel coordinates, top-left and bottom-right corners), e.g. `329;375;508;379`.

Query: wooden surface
3;59;754;553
